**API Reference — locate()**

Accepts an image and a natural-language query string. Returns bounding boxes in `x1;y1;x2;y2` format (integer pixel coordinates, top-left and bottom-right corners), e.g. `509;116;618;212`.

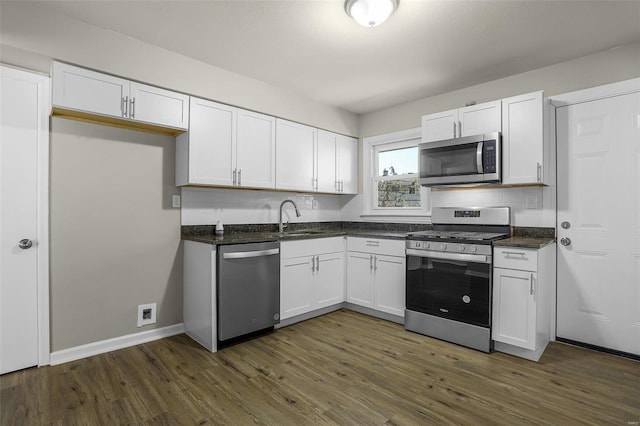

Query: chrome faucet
279;199;301;234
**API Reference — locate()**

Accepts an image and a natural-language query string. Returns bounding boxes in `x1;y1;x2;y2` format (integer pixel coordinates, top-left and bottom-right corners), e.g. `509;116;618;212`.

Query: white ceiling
33;0;640;114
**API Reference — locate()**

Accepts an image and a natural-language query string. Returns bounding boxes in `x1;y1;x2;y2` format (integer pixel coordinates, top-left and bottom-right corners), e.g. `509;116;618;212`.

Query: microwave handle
476;142;484;174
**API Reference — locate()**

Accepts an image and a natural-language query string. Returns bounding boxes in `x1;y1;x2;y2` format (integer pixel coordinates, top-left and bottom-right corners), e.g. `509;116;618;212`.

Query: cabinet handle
313;178;318;191
503;251;526;257
233;169;237;185
311;256;315;272
316;255;320;272
365;240;380;247
530;273;535;295
130;97;135;119
458;121;462;137
537;163;542;183
369;254;373;270
122;96;128;117
341;180;344;192
238;169;242;186
453;121;457;138
374;255;378;271
336;180;340;192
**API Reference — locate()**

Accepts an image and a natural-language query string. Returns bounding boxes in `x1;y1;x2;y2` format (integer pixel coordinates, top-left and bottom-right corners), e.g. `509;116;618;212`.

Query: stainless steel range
404;207;510;352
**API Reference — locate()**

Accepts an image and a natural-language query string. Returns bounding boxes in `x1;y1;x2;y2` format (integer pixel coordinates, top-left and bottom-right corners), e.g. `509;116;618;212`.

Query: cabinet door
501;91;544;185
459;100;501;136
316;129;338;193
337;135;358;194
280;256;313;320
129;82;189;130
346;252;374;308
52;62;129;119
421;109;458;142
492;268;537;350
373;255;406;317
186;98;235;186
314;252;345;308
275;119;317;192
236;109;276;189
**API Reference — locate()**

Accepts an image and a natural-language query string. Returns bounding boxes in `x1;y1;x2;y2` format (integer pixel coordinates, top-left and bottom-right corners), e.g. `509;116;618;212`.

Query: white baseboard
49;323;185;366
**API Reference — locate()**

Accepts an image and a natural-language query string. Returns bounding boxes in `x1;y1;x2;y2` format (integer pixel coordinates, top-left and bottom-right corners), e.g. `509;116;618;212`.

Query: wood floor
2;310;639;425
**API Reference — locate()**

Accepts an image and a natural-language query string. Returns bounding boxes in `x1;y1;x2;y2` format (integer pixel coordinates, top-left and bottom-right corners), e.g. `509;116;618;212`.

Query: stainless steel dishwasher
217;241;280;343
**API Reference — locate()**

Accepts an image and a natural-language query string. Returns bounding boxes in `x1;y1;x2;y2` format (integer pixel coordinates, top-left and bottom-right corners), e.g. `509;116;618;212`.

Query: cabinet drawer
493;247;538;271
281;237;344;259
347;237;405;257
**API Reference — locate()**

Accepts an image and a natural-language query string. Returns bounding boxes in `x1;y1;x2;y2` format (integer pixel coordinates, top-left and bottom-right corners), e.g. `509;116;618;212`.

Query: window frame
362;128;431;222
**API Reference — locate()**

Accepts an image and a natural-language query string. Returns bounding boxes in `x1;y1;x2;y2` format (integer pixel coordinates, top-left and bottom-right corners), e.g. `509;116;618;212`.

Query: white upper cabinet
52;62;189;132
501;91;545;185
459;100;502;136
316;129;338;193
176;98;276;189
275;119;317;192
421;109;458;142
422;100;501;143
336;134;358;194
176;98;235;187
128;82;189;130
236;109;276;189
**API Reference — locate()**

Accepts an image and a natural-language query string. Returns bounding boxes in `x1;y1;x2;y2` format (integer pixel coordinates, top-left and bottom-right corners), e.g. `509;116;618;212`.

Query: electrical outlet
172;195;181;208
526;195;538;209
137;303;157;327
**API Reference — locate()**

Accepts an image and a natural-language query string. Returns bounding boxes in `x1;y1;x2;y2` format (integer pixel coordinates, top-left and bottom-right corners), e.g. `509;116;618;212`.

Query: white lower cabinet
492;244;556;361
346;238;406;318
280;238;345;321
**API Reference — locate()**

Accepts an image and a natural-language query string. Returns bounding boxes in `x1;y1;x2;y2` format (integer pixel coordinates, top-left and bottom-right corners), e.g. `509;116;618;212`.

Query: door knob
560;237;571;246
18;239;33;249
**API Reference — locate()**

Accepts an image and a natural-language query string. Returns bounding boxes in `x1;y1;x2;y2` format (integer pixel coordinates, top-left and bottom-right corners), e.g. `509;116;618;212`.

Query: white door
346;252;374;308
373;255;405;317
280;256;313;320
129;82;189;130
275;119;316;192
316;129;337;193
236;109;276;189
556;91;640;355
337;135;358;194
314;253;344;308
421;109;457;142
459;100;501;136
188;98;236;186
1;66;48;374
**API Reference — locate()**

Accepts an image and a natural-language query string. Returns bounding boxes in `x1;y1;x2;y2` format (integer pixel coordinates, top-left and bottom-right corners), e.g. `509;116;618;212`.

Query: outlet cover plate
137;303;157;327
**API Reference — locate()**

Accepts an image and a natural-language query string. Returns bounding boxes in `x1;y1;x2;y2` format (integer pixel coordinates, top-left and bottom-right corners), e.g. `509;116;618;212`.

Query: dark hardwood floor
2;309;639;425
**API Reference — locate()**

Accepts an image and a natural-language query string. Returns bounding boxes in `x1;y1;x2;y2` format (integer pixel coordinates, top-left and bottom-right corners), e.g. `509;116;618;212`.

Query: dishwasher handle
222;248;280;259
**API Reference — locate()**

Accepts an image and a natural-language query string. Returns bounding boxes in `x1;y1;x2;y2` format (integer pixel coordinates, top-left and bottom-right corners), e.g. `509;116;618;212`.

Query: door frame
548;77;640;342
1;64;50;367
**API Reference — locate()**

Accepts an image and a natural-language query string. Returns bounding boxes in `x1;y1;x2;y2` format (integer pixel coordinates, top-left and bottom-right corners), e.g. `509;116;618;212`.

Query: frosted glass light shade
345;0;398;27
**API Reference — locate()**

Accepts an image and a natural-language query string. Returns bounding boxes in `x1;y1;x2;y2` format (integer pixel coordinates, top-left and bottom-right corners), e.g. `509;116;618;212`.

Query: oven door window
420;143;480;178
406;255;491;327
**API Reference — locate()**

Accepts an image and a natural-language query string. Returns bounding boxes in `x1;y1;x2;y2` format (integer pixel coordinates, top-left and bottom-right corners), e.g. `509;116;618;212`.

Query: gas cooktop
407;230;509;242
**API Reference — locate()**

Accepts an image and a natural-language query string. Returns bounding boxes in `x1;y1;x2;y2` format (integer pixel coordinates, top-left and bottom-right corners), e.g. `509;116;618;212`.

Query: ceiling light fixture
345;0;398;28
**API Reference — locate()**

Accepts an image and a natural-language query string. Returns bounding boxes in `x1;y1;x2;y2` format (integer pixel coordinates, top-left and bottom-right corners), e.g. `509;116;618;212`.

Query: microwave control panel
482;140;497;173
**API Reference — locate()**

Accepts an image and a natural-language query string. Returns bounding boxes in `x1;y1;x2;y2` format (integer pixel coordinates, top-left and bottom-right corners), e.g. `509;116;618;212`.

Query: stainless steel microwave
418;132;501;187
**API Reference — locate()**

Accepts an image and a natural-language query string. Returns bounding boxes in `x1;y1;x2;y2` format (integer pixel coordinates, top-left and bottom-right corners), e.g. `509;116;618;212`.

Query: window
363;128;430;221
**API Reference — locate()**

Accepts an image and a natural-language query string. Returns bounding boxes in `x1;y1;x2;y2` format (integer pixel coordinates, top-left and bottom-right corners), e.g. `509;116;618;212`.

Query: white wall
181;187;354;226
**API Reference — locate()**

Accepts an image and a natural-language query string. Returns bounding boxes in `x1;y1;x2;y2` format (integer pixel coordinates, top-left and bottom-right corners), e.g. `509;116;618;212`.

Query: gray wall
359;42;640;137
50;118;182;351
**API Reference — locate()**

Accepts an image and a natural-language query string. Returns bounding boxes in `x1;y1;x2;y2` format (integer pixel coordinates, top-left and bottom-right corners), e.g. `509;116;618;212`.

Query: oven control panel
406;240;492;256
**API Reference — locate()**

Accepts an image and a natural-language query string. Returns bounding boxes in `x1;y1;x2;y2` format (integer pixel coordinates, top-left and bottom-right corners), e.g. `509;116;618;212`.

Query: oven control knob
471;245;478;253
426;242;430;249
460;245;466;252
442;243;447;251
414;242;421;248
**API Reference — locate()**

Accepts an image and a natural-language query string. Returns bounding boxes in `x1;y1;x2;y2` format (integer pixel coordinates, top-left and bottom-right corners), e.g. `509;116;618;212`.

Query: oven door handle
406;249;488;264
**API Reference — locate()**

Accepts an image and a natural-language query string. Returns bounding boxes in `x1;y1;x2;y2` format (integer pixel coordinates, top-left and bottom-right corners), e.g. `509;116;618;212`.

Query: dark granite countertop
182;228;409;246
182;223;556;247
493;236;556;249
